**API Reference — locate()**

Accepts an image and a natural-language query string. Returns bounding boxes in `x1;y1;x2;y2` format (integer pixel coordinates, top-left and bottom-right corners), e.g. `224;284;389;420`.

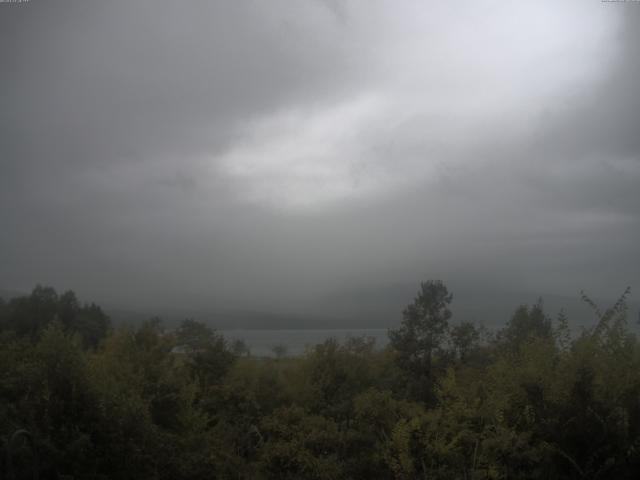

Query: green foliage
2;283;640;478
450;321;481;362
299;337;378;419
259;405;344;479
1;285;110;347
175;318;236;388
498;300;553;352
389;280;453;402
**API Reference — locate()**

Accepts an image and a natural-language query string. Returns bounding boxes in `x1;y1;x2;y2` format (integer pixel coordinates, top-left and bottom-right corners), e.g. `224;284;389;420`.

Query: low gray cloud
1;0;638;320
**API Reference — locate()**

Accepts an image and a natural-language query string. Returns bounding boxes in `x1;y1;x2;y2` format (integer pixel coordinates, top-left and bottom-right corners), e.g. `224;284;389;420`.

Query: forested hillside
2;282;640;479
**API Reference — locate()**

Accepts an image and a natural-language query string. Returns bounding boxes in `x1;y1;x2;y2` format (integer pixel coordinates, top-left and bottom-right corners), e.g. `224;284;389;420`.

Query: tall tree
389;280;452;401
175;319;235;388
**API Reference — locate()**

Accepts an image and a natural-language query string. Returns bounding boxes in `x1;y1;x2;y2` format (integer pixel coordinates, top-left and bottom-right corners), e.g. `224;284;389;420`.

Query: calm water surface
220;328;389;357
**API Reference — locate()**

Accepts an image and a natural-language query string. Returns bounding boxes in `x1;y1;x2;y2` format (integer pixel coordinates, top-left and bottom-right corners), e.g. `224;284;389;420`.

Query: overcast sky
1;0;638;317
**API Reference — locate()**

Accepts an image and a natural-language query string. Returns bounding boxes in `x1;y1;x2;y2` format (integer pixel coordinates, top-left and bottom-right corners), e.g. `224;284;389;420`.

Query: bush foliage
1;281;639;479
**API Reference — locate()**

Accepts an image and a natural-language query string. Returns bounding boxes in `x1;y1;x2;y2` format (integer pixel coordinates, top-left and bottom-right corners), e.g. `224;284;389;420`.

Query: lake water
220;328;390;357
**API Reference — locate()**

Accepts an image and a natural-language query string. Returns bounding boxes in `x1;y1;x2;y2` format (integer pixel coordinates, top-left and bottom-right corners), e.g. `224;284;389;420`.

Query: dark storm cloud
1;0;638;318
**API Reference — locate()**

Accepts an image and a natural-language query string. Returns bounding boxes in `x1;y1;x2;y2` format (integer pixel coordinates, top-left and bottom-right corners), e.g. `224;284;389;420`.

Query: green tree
449;321;480;362
498;299;552;352
258;405;344;480
175;319;235;388
5;285;59;339
389;280;453;401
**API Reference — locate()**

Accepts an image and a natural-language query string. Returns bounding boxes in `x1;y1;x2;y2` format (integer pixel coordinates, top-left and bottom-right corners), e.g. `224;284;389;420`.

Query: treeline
1;282;640;479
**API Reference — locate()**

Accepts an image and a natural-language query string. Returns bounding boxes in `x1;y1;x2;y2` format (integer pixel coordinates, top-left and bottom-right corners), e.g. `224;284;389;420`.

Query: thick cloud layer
1;0;638;320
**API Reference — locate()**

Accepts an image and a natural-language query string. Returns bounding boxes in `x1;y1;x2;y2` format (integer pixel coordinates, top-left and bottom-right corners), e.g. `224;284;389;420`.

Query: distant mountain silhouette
3;285;638;331
104;285;640;331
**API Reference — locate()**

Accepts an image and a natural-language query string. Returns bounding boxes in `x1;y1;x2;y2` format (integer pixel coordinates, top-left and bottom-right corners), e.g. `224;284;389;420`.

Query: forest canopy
1;282;639;479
